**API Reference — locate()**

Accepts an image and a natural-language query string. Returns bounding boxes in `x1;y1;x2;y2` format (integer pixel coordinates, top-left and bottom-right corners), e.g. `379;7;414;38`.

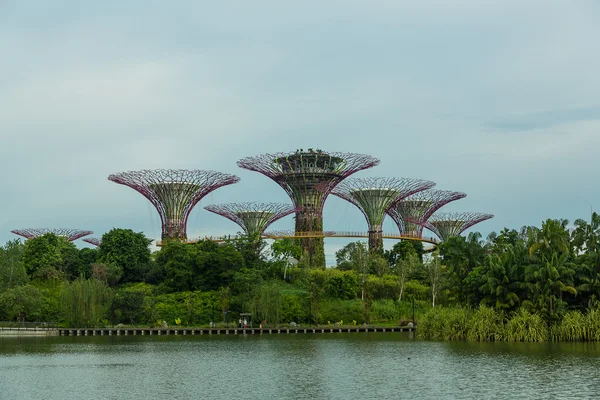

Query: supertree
108;169;240;241
237;149;380;266
329;177;435;252
419;212;494;241
82;237;102;247
387;190;467;238
204;202;297;239
11;228;93;242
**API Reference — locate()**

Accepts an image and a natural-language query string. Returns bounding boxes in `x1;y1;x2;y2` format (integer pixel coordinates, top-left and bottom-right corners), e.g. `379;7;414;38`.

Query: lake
1;333;599;399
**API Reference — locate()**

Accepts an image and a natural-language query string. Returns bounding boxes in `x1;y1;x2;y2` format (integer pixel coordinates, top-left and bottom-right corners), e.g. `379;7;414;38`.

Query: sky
2;1;600;265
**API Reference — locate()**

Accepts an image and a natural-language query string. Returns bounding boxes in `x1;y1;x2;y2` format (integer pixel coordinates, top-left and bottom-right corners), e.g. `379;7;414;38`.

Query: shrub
506;309;548;342
467;306;504;342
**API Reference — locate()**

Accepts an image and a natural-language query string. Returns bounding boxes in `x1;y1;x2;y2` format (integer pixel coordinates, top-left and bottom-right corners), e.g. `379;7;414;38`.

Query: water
1;333;600;399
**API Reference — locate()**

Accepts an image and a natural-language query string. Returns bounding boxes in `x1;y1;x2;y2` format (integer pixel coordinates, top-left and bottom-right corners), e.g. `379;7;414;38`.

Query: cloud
1;0;600;265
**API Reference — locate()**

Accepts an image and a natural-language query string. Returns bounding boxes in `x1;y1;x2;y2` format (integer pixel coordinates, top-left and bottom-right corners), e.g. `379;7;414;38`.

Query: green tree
192;240;245;291
425;251;444;307
22;233;66;279
572;213;600;307
62;277;112;327
394;251;420;301
0;240;27;289
438;233;486;304
98;229;152;283
155;242;194;292
0;285;43;321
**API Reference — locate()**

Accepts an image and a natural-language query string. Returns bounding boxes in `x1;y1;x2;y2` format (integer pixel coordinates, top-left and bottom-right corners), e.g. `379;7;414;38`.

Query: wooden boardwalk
58;326;415;336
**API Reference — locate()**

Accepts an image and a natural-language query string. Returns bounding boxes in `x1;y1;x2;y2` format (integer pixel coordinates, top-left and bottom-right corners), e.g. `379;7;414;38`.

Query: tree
0;240;27;289
21;233;81;280
571;213;600;307
192;240;245;291
155;242;194;292
0;285;43;321
386;240;424;264
110;284;152;325
91;263;123;287
425;251;443;307
98;229;152;283
271;239;302;279
395;252;420;301
526;218;576;319
335;242;367;270
62;277;112;327
438;233;486;304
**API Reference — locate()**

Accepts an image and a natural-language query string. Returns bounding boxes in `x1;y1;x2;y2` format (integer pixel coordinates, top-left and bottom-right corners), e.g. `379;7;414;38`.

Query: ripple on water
1;334;600;399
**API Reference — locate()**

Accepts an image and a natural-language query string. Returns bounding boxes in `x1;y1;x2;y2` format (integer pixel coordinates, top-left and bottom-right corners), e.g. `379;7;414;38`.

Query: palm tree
571;212;600;306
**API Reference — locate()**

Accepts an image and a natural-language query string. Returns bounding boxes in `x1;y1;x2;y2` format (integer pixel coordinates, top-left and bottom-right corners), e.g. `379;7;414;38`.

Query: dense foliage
2;213;600;341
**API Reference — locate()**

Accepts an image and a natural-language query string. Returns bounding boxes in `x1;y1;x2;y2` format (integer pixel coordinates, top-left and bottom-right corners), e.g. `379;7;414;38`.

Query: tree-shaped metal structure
82;237;102;247
11;228;93;242
421;212;494;241
329;177;435;252
204;202;297;239
108;169;240;241
387;190;467;238
237;149;380;266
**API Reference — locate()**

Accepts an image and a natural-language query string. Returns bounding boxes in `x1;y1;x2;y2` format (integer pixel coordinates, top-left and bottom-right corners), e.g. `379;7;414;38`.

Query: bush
319;299;364;324
417;307;471;340
370;299;398;323
467;306;504;342
506;309;548;342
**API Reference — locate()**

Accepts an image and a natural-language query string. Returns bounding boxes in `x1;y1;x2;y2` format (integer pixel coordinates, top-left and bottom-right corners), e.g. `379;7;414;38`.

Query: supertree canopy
421;212;494;241
329;177;435;252
82;237;102;247
387;190;467;238
204;202;297;239
11;228;93;242
237;149;380;266
108;169;240;241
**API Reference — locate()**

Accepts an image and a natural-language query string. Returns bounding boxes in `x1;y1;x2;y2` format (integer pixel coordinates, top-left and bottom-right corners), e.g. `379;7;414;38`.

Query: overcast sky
2;1;600;265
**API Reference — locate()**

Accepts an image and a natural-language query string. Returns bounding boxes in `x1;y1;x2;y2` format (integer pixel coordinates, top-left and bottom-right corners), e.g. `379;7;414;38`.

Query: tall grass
505;309;548;342
467;306;505;342
551;307;600;341
417;307;471;340
419;306;553;342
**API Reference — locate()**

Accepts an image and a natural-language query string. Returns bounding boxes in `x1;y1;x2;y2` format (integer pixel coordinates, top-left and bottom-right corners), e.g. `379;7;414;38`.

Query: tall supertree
11;228;93;242
82;237;102;247
108;169;240;241
420;212;494;241
204;202;297;239
329;177;435;252
387;190;467;238
237;149;380;266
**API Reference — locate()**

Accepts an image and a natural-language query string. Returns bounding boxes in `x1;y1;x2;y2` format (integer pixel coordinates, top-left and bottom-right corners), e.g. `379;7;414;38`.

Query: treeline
2;212;600;340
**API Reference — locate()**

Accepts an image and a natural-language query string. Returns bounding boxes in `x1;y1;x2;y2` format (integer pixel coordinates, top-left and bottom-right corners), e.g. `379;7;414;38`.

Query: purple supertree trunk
328;177;436;252
237;149;379;266
108;169;240;241
387;190;467;238
11;228;93;242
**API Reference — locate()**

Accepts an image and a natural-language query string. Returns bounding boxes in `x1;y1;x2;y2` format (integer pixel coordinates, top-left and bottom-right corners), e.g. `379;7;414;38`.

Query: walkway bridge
159;231;439;246
0;321;58;336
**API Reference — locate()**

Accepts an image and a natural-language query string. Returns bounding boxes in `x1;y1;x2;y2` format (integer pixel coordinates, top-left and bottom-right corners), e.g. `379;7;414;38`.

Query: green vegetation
3;213;600;341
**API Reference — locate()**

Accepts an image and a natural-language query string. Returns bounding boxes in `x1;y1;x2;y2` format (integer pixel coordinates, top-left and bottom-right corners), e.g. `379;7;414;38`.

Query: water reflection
1;334;599;399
